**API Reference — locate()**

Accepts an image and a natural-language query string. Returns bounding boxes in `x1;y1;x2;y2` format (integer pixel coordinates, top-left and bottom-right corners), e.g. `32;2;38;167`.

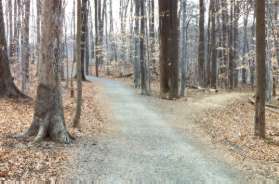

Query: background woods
0;0;279;181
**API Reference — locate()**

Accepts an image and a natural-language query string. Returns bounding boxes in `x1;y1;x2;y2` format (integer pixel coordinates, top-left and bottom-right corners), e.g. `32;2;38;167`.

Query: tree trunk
140;0;149;95
36;0;41;75
94;0;99;77
21;0;31;93
21;0;72;143
254;0;266;138
159;0;179;99
80;0;88;80
73;0;83;128
8;0;13;57
180;0;189;97
198;0;205;87
133;0;140;88
210;0;217;89
0;0;26;98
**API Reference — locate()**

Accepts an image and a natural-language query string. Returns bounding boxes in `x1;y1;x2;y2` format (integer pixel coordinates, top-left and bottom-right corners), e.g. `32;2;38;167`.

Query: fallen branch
186;85;218;93
248;97;279;113
116;73;133;78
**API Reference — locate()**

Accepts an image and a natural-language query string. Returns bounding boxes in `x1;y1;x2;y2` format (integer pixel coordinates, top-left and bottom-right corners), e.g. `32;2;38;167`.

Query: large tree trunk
159;0;179;99
21;0;72;143
0;0;26;98
254;0;266;138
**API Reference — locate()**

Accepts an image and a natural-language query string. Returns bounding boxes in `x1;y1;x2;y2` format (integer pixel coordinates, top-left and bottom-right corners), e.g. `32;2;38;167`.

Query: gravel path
69;78;244;183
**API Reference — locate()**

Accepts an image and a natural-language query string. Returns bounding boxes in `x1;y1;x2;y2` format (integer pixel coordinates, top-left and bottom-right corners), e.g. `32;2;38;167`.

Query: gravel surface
68;78;246;183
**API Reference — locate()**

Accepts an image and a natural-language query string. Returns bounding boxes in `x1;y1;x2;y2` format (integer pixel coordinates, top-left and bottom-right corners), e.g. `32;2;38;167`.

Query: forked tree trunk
20;0;72;143
0;0;26;98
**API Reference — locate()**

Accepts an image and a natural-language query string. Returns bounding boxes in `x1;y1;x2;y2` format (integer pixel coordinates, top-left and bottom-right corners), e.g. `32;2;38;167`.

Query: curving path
69;77;244;183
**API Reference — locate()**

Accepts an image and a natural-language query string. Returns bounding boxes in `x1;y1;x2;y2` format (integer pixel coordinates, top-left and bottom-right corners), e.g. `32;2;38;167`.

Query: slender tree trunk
198;0;205;87
255;0;266;138
210;0;217;89
21;0;30;94
36;0;41;75
94;0;99;77
133;0;140;88
140;0;148;95
8;0;13;57
80;0;88;80
73;0;83;128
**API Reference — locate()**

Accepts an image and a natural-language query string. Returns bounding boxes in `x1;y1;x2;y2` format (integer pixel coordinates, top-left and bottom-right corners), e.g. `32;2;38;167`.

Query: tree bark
73;0;83;128
0;0;26;98
210;0;217;89
21;0;31;93
21;0;72;143
133;0;140;88
140;0;149;95
198;0;205;87
159;0;179;99
255;0;266;138
80;0;88;80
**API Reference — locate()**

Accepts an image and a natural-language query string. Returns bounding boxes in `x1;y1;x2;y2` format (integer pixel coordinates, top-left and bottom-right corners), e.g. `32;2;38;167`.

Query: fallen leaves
0;80;105;181
200;98;279;162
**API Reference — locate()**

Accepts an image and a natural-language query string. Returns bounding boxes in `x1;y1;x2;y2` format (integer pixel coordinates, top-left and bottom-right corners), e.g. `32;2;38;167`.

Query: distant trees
254;0;266;138
159;0;179;99
0;0;26;98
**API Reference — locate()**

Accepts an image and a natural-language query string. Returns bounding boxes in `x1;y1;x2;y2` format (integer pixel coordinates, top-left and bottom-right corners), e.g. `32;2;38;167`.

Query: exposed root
33;125;48;144
14;122;39;140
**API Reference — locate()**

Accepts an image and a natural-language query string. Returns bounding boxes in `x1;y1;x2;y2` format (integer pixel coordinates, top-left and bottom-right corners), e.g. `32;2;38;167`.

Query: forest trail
68;78;244;183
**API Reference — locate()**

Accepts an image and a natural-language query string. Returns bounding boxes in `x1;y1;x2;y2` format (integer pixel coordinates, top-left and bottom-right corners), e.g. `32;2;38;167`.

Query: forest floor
110;76;279;181
2;65;279;182
63;76;277;183
0;79;105;181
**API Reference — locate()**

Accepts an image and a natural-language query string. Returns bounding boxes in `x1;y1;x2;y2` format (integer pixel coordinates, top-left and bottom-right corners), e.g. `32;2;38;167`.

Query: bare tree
19;0;73;143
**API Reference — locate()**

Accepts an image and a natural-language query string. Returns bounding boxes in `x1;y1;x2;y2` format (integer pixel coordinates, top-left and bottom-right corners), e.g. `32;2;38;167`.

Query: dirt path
68;78;246;183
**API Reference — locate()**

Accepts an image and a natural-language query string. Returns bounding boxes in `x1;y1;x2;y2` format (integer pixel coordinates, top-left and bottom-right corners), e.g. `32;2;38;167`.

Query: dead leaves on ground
0;82;105;181
201;99;279;162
